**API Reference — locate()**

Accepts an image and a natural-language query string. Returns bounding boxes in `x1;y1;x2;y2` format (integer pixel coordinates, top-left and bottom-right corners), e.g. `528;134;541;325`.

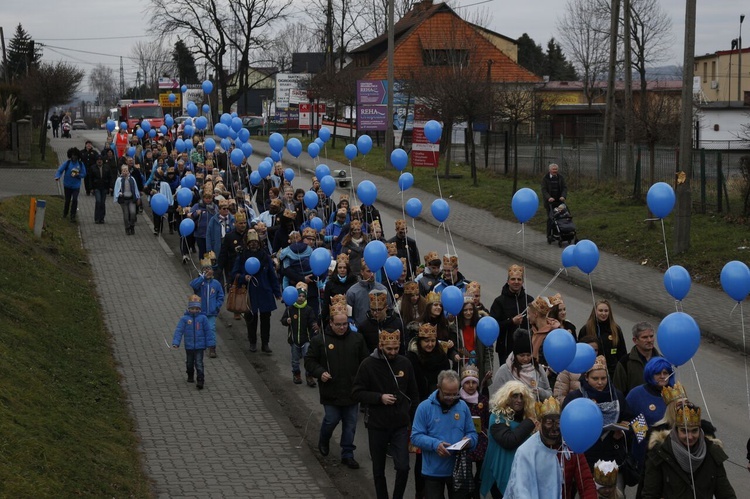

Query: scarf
460;387;479;404
670;428;706;473
506;353;539;390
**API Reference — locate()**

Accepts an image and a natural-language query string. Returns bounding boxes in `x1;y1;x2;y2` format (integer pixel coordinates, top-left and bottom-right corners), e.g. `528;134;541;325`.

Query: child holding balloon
281;282;318;386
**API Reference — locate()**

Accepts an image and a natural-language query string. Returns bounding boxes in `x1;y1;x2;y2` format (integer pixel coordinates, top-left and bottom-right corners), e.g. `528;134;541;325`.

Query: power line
37;42;173;64
453;0;497;9
37;35;150;41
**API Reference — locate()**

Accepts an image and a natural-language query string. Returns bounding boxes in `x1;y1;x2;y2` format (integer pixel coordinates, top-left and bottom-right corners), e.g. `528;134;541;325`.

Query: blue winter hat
643;356;675;387
188;294;201;309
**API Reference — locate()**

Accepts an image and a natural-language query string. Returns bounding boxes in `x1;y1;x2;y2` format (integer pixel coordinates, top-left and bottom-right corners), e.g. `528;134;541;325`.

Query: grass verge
0;196;152;497
261;134;750;289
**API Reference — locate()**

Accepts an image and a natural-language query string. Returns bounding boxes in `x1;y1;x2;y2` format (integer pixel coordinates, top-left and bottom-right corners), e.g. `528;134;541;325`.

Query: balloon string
588;274;596;311
660;219;671;269
445;222;458;259
742;301;750;421
433;148;443;199
411;218;419;255
538;268;565;297
689;358;712;422
400;189;413;276
348;159;358;205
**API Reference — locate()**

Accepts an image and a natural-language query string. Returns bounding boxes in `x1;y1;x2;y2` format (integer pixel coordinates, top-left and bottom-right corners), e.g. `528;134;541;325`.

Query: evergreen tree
545;38;578;81
5;24;42;81
172;40;199;84
517;33;546;77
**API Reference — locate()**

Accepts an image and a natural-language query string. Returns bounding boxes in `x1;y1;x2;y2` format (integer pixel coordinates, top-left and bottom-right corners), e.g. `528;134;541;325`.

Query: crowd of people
56;127;740;499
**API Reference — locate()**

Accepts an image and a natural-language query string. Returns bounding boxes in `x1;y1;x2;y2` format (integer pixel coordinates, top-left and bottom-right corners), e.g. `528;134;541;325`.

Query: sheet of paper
446;439;469;451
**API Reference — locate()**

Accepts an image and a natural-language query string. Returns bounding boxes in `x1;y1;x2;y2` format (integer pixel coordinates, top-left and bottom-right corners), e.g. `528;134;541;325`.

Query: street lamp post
739;14;745;102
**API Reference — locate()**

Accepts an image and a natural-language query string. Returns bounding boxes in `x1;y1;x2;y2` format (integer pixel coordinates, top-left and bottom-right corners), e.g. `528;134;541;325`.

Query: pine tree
545;38;578;81
172;40;199;84
5;24;43;81
517;33;546;77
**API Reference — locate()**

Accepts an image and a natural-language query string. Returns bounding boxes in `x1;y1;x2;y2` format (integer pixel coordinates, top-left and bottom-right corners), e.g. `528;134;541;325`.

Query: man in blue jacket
190;258;224;358
411;369;478;498
54;147;87;223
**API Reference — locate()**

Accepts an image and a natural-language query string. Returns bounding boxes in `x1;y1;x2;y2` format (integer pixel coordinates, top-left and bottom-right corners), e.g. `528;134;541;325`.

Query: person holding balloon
416;252;443;297
489;265;533;366
346;259;391;326
547;294;576;338
578;300;627;378
457;297;494;386
189;188;219;259
323;254;358;323
490;330;552;401
189;257;225;359
340;220;368;276
113;164;140;235
400;281;426;339
387;220;420;278
421;292;461;365
553;335;602;404
280;282;318;387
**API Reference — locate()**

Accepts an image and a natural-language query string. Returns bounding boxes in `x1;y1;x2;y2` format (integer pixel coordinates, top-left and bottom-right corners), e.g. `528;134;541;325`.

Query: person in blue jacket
172;294;215;390
190;258;224;359
411;369;478;498
54;147;87;222
206;199;235;285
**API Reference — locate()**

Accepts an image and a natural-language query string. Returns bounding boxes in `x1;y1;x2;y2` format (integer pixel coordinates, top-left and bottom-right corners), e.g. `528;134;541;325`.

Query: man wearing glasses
411;370;478;498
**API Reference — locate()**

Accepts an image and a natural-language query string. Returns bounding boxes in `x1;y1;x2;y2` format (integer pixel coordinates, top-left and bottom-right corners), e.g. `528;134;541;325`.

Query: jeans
120;199;137;229
185;349;205;382
423;475;471;499
196;237;207;260
245;311;271;346
63;187;80;218
320;403;358;459
180;233;196;257
290;342;310;375
94;188;108;222
153;211;163;233
368;426;410;499
206;316;216;342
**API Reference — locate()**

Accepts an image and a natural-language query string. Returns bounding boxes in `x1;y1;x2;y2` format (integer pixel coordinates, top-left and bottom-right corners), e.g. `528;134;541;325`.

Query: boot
293;373;302;384
196;379;204;390
261;344;272;354
187;372;194;383
208;346;217;358
249;343;257;352
306;375;317;388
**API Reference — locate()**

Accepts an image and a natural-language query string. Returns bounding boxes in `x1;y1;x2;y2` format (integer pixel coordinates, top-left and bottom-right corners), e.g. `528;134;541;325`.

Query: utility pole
624;0;634;186
739;15;745;102
601;0;620;180
385;0;395;166
119;56;125;98
675;0;697;253
0;27;8;83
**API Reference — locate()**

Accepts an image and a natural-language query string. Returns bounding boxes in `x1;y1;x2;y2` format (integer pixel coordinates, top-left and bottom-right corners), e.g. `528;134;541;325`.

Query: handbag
452;450;475;492
226;276;250;314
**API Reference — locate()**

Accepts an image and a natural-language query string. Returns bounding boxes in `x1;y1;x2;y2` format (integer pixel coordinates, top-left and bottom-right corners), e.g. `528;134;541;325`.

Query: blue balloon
181;84;187;93
141;120;151;132
168;93;176;103
202;80;213;94
159;125;167;135
148;129;157;138
269;132;285;152
363;240;388;272
647;182;676;219
127;146;136;157
664;265;691;301
391;148;408;171
120;122;128;131
287;138;302;158
238;128;250;142
310;217;324;231
195;116;208;130
179;218;195;237
344;144;357;161
357;134;373;155
165;115;174;127
384;256;404;281
561;244;577;268
230;148;244;166
250;170;262;186
405;198;422;218
204;138;216;153
357;180;377;206
136;128;144;139
187;103;198;118
543;329;577;373
315;164;331;179
567;343;597;374
307;142;320;158
234;138;243;149
398;172;414;191
657;312;701;366
180;173;196;189
244;257;260;275
175;139;185;153
177;188;194;207
271;150;282;162
314;137;324;149
561;398;603;453
304;191;319;209
283;285;299;306
230;116;243;132
476;316;499;347
440;285;464;315
231;112;238;118
183;140;193;151
150;193;169;216
241;143;253;158
284;168;295;182
431;199;450;223
310;247;332;276
511;187;539;223
423;120;442;144
202;104;210;113
106;120;116;132
220;113;232;126
318;127;331;142
574;239;599;274
185;118;193;127
220;138;232;151
258;161;272;178
320;176;336;196
720;260;750;302
183;125;195;137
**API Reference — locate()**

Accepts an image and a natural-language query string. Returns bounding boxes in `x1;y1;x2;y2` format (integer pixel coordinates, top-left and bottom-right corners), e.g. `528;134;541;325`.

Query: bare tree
263;22;321;73
130;40;174;94
601;0;620;179
149;0;291;112
557;0;609;106
19;61;84;159
89;64;117;107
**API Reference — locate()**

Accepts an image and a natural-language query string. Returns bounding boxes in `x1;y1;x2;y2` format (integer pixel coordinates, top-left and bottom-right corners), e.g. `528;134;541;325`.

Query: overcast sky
1;0;745;91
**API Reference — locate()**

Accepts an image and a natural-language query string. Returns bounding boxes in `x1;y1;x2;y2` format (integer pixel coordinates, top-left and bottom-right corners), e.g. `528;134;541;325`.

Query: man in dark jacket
388;219;420;277
490;264;533;364
352;330;419;499
80;140;99;195
541;163;568;240
613;321;659;396
305;303;369;469
89;155;113;224
356;289;405;354
217;209;249;292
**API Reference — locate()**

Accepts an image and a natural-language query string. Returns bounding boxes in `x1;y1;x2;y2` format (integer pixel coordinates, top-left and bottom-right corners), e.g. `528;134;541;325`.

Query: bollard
34;199;46;238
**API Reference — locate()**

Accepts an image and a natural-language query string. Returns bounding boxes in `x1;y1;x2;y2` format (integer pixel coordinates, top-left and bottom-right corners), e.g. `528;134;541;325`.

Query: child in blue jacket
172;295;215;389
190;259;225;358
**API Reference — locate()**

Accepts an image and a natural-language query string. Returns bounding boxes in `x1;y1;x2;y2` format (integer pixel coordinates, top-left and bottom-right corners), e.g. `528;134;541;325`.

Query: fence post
559;133;564;166
504;131;509;175
633;146;641;197
717;152;723;213
700;149;706;213
484;130;489;170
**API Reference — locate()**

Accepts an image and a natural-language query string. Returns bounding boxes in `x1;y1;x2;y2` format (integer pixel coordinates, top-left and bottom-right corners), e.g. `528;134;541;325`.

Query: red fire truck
117;99;165;132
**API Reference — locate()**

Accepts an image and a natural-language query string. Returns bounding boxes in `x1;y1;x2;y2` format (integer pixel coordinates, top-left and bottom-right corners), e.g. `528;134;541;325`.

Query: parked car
242;116;265;135
72;118;87;130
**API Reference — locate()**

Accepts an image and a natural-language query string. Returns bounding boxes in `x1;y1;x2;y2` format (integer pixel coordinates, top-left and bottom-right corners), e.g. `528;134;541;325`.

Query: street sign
411;104;439;168
158;77;180;89
300;103;326;130
159;93;181;108
289;88;307;105
275;73;311;108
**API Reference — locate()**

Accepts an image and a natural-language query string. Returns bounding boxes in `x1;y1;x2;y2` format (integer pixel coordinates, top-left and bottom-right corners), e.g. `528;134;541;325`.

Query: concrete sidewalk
45;136;339;498
249;138;744;348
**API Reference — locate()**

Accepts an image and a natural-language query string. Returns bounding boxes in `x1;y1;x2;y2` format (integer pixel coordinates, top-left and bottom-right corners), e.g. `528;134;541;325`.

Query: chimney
416;0;434;12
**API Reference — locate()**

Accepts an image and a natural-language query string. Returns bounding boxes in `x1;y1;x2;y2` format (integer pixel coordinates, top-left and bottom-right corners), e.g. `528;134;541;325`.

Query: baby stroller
547;203;577;247
61;122;72;138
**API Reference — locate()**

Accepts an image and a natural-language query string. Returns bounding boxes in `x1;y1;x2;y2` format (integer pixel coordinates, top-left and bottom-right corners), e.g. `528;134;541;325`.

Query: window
711;61;716;80
702;62;707;83
422;49;470;67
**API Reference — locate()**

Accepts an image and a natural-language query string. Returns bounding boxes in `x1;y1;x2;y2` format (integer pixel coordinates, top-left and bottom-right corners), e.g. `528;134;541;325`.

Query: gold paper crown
404;281;419;295
350;220;362;230
295;281;308;292
329;303;348;317
675;405;701;428
461;365;479;381
302;227;317;239
218;199;229;208
395;219;407;230
508;264;525;278
340;194;349;202
418;323;437;339
548;293;563;306
661;381;688;406
593;461;619;487
371;220;382;230
246;229;259;243
235;210;247;223
386;242;398;256
283;209;296;219
200;256;213;269
442;254;458;269
535;397;561;418
270;198;282;207
254;221;267;232
204;250;216;261
378;329;401;347
350;204;361;214
588;355;608;373
425;291;441;305
331;294;347;306
368;290;388;308
336;253;349;265
424;251;440;264
466;281;480;295
530;296;551;316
